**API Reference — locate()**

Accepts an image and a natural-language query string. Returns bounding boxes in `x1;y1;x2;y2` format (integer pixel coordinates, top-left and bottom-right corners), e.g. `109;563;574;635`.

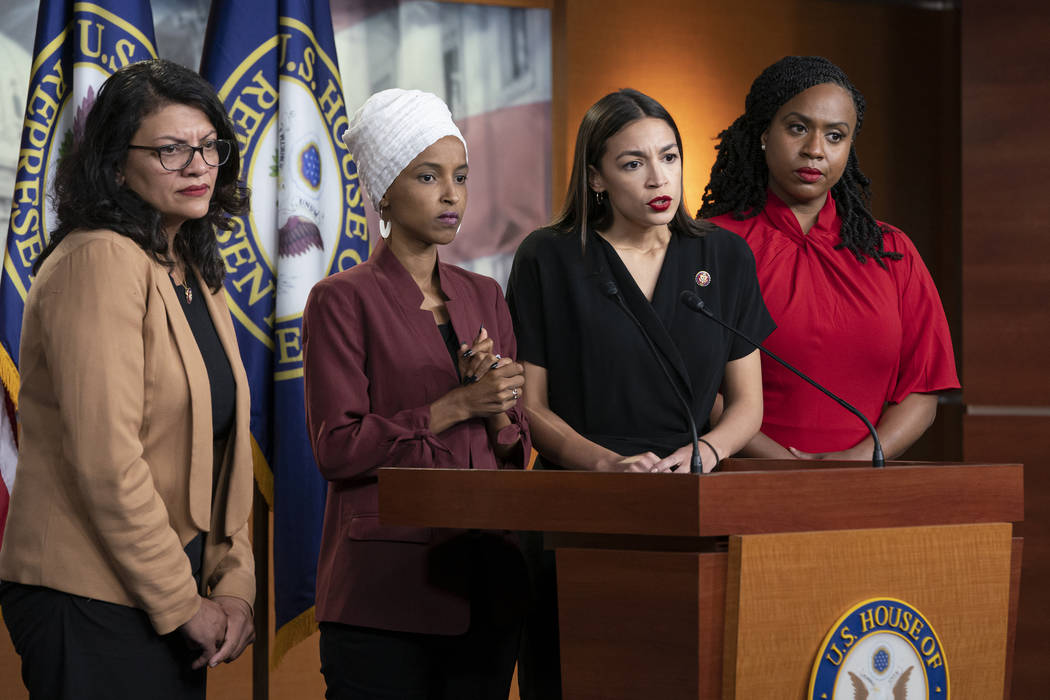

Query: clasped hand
455;327;524;418
179;595;255;670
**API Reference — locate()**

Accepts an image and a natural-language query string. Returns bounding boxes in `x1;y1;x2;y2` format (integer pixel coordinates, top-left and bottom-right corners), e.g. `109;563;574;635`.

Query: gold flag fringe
0;345;20;410
270;605;317;670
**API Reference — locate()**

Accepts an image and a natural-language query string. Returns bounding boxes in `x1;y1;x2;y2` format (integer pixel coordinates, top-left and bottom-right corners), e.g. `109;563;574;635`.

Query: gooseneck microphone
601;280;703;474
679;290;885;468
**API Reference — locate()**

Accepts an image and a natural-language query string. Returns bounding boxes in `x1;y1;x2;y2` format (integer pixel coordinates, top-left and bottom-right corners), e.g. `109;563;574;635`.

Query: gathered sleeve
302;278;458;484
725;232;776;361
886;231;960;403
40;239;199;634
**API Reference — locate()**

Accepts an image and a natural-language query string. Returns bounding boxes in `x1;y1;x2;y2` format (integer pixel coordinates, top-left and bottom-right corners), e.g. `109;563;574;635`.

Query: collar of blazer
371;240;490;379
151;259;252;536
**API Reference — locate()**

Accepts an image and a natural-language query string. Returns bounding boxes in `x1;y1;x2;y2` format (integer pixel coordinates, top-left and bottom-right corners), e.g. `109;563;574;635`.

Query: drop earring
378;204;391;239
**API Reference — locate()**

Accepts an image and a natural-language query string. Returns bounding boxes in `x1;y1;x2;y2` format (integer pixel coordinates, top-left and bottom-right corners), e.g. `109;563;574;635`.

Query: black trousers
0;582;206;700
516;530;562;700
320;534;526;700
319;616;521;700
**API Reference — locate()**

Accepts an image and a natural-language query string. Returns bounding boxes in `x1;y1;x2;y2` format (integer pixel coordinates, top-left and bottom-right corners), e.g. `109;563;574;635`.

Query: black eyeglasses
127;139;233;171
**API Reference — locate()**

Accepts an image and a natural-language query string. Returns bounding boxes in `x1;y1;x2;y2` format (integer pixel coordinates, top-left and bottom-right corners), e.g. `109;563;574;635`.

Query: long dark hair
699;56;900;267
36;58;249;290
553;88;715;248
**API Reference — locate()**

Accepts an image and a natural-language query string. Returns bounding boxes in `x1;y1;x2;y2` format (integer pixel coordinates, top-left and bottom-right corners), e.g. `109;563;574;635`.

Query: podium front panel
556;548;729;700
722;523;1012;700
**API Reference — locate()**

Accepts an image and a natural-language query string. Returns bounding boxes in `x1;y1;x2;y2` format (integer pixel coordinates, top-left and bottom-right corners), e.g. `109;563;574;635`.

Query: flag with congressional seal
0;0;157;545
200;0;369;665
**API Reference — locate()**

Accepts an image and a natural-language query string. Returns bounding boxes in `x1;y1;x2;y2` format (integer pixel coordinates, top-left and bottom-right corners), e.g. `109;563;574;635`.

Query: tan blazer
0;230;255;635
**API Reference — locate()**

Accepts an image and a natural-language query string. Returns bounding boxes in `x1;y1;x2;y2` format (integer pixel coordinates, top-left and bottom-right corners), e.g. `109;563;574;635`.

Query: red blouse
708;192;959;453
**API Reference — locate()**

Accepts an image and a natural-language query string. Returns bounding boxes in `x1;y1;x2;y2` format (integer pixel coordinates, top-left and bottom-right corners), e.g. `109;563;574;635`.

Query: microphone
600;279;704;474
679;290;885;468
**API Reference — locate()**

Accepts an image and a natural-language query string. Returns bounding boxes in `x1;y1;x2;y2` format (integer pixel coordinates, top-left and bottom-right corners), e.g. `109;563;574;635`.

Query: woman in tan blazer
0;59;255;700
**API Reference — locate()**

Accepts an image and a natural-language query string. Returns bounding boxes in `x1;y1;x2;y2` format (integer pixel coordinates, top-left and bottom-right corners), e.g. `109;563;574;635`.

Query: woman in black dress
506;88;774;699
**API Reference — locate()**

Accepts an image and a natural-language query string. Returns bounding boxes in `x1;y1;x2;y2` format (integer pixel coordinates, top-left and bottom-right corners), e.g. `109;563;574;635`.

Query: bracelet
698;438;720;466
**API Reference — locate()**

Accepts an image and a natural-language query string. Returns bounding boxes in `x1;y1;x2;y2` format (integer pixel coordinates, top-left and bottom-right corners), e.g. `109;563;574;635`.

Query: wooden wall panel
551;1;959;288
0;625;23;700
961;0;1050;406
961;2;1050;696
964;415;1050;698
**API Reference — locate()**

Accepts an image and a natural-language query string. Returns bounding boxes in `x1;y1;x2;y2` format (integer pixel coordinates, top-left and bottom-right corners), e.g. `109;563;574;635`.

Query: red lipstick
178;185;210;196
647;196;672;212
795;168;823;183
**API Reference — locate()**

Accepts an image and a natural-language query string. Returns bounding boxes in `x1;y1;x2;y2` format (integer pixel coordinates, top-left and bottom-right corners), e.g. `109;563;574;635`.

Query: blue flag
200;0;370;665
0;0;157;544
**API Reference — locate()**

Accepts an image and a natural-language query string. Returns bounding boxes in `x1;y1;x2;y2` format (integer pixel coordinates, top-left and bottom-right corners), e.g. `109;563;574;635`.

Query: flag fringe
270;605;317;670
0;346;19;411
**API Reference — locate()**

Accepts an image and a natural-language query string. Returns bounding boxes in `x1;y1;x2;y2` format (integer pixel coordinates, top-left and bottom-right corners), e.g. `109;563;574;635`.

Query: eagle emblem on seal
848;665;913;700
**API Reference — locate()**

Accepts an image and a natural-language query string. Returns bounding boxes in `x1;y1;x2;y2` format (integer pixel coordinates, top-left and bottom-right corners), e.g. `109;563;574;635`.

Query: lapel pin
695;270;711;287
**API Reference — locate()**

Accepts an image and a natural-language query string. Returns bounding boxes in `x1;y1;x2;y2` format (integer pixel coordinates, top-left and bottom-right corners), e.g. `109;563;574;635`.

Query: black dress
506;225;774;700
507;225;774;464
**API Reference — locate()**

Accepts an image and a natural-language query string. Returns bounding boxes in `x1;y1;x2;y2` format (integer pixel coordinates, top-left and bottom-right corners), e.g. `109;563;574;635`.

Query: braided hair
699;56;900;266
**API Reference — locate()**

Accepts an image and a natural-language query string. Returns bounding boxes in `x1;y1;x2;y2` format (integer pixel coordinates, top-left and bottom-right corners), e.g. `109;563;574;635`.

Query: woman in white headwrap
302;89;531;700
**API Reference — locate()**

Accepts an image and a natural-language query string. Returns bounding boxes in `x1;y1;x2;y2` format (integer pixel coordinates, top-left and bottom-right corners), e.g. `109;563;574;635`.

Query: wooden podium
379;460;1022;700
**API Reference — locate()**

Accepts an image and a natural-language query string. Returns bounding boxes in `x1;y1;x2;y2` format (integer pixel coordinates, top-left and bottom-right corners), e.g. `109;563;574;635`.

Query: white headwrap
341;89;467;214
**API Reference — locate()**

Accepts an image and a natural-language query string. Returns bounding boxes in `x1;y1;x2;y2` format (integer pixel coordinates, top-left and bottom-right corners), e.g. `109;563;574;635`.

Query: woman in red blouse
699;56;959;460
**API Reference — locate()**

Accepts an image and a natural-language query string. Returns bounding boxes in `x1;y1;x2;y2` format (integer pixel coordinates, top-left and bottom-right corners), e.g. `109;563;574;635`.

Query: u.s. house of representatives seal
809;598;949;699
214;16;367;381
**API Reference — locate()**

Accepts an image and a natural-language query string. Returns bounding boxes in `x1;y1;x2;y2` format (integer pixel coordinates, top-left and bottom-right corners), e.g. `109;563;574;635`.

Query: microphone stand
679;290;885;468
600;280;704;474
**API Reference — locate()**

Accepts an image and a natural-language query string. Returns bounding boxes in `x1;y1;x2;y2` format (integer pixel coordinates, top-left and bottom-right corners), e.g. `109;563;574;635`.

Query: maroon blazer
302;242;530;635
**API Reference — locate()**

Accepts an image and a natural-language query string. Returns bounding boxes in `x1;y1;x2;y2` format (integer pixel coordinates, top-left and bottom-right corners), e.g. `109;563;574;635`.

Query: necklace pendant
184;285;193;304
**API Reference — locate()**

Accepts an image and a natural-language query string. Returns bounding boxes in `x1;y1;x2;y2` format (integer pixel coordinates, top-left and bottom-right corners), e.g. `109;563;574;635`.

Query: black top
437;321;461;379
171;277;236;440
506;226;775;467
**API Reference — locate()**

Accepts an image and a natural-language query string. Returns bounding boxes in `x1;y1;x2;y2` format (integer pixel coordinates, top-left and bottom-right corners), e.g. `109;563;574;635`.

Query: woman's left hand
458;326;499;383
651;441;718;474
208;596;256;666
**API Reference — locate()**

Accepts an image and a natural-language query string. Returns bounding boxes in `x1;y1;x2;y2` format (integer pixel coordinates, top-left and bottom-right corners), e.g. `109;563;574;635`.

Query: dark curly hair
35;59;249;291
553;88;716;248
699;56;900;267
